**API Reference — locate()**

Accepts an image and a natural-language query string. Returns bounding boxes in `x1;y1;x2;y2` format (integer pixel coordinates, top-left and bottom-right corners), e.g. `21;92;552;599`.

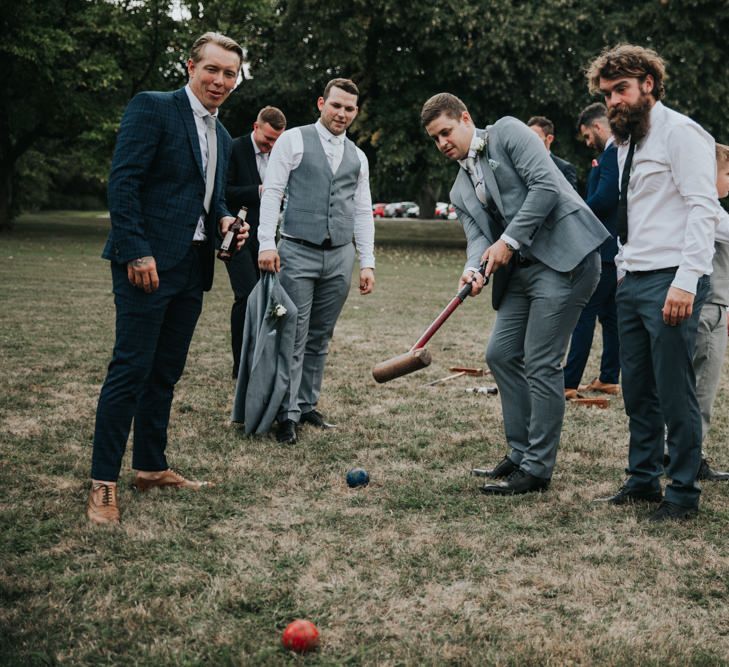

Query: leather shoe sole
648;501;698;522
596;485;662;505
481;472;550;495
131;469;212;492
300;411;336;429
276;420;297;444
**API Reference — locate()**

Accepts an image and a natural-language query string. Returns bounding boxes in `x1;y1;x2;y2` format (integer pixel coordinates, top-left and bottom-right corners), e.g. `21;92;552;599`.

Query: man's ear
642;74;655;95
461;110;473;126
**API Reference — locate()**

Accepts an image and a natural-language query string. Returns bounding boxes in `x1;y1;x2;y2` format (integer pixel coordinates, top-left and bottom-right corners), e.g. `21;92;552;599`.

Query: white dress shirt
251;133;268;185
616;101;721;293
258;119;375;269
458;129;520;252
184;85;218;241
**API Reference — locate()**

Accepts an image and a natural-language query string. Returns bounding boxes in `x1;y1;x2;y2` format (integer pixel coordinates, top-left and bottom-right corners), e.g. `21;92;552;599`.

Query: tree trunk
0;161;13;232
417;178;441;221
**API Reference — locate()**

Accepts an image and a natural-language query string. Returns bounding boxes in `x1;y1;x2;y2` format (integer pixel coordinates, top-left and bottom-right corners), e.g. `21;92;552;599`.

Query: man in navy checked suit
88;33;249;525
563;103;620;397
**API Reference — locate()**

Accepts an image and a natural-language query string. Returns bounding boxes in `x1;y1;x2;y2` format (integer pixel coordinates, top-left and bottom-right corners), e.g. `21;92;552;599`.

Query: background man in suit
563;103;621;398
225;106;287;379
527;116;579;190
421;93;608;495
691;143;729;481
258;78;375;445
588;45;721;521
87;33;248;525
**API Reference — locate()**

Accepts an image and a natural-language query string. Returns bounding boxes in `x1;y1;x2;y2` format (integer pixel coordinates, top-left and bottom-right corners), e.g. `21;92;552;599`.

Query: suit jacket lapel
174;88;205;180
477;128;506;220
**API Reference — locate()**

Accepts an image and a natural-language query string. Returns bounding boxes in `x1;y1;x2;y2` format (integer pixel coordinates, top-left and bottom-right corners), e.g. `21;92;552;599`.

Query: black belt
284;237;347;251
517;254;537;268
626;266;678;276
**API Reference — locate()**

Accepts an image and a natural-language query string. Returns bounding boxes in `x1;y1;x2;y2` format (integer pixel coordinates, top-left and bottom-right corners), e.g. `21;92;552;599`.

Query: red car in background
372;202;387;217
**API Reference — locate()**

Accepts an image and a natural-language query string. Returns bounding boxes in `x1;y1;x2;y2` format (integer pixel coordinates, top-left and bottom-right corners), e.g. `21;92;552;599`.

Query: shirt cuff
672;267;700;295
500;233;520;250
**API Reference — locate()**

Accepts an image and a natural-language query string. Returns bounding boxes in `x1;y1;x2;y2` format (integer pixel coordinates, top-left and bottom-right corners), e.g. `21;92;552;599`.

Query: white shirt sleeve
668;124;720;293
353;148;375;269
258;129;303;253
715;206;729;244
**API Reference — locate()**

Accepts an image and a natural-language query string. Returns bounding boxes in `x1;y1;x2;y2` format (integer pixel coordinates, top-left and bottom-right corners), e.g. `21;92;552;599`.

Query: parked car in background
435;201;457;219
404;202;419;218
372;202;387;217
385;201;418;218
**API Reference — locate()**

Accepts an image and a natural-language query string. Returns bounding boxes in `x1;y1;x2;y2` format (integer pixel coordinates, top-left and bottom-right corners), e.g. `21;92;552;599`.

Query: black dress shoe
697;458;729;481
300;410;335;429
482;455;518;479
481;469;550;495
598;483;663;505
648;501;698;523
276;420;297;444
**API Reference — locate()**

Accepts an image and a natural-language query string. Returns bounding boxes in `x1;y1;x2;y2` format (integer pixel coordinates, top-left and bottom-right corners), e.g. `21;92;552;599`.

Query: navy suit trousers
563;263;620;388
91;246;204;481
617;271;709;509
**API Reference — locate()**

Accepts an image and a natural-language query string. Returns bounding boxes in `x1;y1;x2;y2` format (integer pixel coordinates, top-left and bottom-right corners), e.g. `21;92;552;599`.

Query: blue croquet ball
346;468;370;488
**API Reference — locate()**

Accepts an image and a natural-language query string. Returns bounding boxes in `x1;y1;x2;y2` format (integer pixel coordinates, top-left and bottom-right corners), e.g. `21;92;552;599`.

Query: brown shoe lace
93;483;114;505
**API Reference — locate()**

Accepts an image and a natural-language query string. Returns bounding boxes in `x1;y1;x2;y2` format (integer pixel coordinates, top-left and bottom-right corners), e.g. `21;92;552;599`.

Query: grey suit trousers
277;239;355;421
693;302;728;449
486;251;600;479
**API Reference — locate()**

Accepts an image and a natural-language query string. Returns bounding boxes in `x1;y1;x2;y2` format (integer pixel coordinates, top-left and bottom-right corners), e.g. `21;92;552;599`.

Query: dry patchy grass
1;212;729;666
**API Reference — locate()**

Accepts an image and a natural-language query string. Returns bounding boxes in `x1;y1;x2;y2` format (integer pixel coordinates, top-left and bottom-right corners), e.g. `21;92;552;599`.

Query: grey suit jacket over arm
450;117;609;276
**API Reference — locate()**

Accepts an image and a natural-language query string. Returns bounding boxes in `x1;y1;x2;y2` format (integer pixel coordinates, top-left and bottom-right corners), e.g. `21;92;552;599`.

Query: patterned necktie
464;157;486;205
617;140;635;244
203;115;217;213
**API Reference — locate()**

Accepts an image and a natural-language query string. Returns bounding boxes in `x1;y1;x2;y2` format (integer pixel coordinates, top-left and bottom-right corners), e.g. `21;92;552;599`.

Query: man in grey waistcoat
258;78;376;444
421;93;609;495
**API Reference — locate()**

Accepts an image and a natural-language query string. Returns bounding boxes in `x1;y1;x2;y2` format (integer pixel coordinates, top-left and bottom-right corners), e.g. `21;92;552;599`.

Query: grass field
2;211;729;666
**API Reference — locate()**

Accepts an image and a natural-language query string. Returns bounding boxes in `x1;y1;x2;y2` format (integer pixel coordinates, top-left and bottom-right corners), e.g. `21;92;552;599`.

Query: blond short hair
717;143;729;167
189;32;243;66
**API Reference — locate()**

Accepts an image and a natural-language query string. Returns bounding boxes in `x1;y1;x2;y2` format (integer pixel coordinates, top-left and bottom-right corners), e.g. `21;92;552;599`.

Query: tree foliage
3;0;729;228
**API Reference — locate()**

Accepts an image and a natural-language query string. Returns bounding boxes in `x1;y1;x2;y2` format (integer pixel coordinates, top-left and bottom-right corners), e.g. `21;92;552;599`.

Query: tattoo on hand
131;256;154;268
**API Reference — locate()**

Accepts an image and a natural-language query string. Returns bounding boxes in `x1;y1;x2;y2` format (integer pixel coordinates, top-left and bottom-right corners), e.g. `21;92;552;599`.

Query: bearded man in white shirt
588;44;722;522
257;78;375;444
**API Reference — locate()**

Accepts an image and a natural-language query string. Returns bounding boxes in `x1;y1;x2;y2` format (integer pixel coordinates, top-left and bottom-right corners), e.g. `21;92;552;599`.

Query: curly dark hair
586;44;666;101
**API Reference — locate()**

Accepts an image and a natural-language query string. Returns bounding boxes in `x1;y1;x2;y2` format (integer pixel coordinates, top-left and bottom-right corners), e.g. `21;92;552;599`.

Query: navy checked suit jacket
104;87;232;291
585;143;619;263
226;133;262;257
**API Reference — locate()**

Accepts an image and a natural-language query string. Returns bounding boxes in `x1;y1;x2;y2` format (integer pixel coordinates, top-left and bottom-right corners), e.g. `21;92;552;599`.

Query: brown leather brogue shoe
87;482;120;525
578;378;620;395
131;469;213;492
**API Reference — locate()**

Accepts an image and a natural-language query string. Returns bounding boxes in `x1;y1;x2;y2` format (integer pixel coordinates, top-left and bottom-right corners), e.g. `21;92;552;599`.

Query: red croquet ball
281;619;320;653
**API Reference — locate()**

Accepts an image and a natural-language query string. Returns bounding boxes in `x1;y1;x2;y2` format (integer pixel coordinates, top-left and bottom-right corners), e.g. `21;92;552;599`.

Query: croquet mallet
372;262;489;383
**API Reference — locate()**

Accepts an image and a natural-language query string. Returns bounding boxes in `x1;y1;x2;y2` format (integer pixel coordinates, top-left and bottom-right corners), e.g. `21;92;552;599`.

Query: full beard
608;94;653;145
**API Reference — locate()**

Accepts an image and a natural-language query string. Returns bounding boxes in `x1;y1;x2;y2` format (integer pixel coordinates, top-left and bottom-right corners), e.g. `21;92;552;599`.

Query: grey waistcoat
709;242;729;305
282;124;361;246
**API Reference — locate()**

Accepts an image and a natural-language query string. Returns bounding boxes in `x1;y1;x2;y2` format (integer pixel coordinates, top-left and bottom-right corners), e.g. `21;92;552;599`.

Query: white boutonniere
488;158;500;171
269;303;287;319
474;137;487;155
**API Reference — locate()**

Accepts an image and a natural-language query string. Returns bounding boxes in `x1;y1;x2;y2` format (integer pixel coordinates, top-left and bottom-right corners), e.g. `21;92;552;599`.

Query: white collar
250;132;263;156
315;119;345;145
184;84;218;120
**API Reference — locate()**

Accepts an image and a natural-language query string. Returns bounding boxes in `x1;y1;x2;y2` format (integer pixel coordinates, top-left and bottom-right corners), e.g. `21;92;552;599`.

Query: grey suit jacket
450;117;609;286
232;273;298;434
